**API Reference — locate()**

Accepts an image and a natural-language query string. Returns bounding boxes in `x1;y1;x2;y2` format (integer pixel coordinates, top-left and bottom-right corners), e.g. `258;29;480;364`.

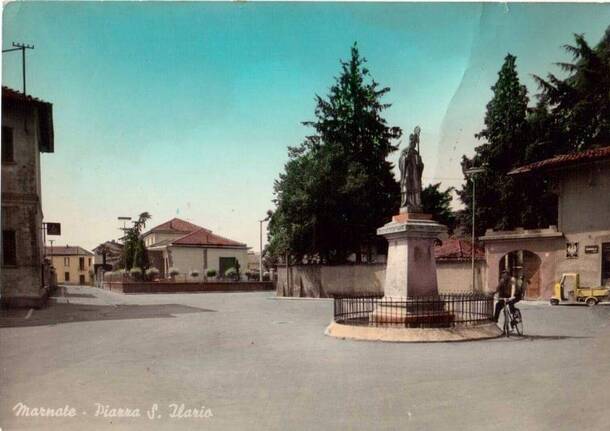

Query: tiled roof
2;86;52;105
142;218;208;236
2;86;54;153
92;241;123;254
171;228;246;248
147;238;175;248
45;246;94;256
508;146;610;175
435;238;484;261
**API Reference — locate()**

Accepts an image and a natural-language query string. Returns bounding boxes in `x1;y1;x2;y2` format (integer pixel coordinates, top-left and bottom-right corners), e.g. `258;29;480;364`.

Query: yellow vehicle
550;273;609;306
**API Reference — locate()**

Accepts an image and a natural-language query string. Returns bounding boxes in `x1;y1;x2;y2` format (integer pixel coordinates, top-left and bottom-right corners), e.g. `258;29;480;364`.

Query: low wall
275;261;487;298
102;281;274;294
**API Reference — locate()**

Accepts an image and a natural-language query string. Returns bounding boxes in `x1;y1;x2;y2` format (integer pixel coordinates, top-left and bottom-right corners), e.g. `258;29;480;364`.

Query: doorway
602;243;610;286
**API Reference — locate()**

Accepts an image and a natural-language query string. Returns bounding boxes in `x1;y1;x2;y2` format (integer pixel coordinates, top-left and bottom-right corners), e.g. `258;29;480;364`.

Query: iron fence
332;293;494;328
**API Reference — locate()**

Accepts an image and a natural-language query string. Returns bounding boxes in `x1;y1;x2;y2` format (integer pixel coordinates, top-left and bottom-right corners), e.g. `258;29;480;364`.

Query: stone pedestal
371;212;449;325
377;212;446;298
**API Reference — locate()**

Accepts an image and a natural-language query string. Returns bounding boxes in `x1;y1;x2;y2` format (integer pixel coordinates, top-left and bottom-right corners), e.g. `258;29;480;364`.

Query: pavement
1;285;610;431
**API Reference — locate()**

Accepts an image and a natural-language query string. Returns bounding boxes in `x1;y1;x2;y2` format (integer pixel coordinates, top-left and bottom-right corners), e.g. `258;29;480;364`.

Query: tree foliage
458;54;540;235
533;27;610;152
122;212;151;271
421;183;457;234
268;43;401;264
459;27;610;236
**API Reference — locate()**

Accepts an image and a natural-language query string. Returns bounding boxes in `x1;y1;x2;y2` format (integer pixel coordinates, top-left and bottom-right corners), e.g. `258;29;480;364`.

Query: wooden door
523;252;541;299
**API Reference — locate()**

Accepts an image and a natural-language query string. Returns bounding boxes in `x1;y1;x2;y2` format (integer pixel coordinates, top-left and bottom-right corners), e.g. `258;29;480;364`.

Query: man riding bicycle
493;271;523;323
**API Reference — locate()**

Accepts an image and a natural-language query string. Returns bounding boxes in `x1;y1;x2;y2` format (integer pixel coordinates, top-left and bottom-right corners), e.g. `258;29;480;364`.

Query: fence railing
332;293;494;328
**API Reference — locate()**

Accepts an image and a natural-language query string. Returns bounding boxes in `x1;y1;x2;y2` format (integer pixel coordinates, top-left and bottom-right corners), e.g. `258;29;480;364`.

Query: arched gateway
481;227;565;300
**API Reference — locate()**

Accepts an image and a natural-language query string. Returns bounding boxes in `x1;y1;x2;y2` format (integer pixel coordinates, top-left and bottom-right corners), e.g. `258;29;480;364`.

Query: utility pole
2;42;35;96
118;216;132;269
463;166;486;291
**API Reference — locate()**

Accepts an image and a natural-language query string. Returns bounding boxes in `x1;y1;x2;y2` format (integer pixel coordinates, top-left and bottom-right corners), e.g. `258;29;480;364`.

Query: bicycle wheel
512;309;524;336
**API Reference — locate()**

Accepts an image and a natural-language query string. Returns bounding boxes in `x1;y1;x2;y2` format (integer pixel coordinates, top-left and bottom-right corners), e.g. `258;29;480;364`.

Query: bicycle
498;298;523;337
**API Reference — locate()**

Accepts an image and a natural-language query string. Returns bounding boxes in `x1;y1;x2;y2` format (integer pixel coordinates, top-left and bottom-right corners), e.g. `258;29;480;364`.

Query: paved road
1;286;609;431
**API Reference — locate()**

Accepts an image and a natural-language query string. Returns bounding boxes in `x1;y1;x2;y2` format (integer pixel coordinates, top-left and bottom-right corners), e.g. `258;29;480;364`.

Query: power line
2;42;35;96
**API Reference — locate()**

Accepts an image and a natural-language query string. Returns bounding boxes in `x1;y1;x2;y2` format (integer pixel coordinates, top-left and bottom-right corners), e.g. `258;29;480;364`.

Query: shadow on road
0;302;216;328
500;334;592;341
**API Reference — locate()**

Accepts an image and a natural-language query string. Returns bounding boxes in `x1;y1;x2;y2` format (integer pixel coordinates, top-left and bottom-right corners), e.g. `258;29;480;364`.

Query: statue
399;126;424;212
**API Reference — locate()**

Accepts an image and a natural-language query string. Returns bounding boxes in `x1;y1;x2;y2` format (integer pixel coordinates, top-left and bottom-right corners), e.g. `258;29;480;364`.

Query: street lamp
463;166;486;291
259;213;271;282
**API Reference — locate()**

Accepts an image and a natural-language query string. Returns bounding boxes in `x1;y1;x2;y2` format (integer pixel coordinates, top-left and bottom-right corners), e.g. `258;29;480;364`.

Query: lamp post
259;214;271;282
463;166;486;291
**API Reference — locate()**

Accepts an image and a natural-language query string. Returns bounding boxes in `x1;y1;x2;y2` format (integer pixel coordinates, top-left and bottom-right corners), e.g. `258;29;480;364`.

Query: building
142;218;249;279
435;238;486;294
46;246;95;285
481;146;610;299
1;87;54;307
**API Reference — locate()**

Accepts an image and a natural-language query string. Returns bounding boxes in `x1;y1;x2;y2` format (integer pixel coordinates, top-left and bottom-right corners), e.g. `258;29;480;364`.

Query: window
79;274;85;285
65;272;70;281
2;126;14;163
64;257;70;266
79;257;85;271
88;257;92;267
2;230;17;265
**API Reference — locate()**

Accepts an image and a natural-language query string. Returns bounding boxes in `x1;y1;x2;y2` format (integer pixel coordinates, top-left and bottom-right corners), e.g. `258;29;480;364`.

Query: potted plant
145;267;160;281
129;267;143;281
189;270;200;281
206;268;217;281
224;267;239;282
168;267;180;281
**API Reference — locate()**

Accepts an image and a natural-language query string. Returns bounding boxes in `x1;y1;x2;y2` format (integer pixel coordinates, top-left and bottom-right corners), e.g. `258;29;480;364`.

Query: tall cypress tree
268;43;401;264
458;54;532;235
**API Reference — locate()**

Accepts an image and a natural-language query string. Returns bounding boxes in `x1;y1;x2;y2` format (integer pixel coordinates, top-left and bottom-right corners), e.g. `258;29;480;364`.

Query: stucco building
481;146;610;299
46;246;95;285
142;218;249;279
1;87;54;307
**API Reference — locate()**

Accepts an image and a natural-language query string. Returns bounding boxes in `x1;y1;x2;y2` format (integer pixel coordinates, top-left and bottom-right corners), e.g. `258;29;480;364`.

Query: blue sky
2;2;609;250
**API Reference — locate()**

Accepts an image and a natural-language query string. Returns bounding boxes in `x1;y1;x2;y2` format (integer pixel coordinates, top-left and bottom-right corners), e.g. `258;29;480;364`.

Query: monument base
377;212;447;298
325;321;503;343
369;304;454;327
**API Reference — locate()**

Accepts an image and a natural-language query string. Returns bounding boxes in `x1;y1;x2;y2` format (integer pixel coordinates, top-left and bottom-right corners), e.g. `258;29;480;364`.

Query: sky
2;2;609;251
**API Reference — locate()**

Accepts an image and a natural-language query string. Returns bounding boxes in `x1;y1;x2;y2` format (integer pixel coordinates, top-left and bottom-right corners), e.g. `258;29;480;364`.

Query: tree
121;212;151;271
268;43;401;264
534;27;610;152
458;54;534;235
421;183;457;234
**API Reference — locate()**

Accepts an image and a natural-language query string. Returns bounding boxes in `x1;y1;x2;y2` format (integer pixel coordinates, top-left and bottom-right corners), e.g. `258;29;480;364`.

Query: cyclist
493;270;522;323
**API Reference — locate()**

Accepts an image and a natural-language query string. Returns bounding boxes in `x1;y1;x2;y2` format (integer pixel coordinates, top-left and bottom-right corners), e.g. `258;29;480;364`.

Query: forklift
550;273;609;306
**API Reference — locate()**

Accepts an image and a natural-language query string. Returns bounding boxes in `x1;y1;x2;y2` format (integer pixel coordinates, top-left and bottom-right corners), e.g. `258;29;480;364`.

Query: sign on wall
45;222;61;236
585;245;599;254
566;242;579;259
584;245;599;254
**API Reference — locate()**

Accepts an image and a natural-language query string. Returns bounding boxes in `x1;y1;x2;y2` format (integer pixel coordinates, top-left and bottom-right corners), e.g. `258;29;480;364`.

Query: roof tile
509;146;610;175
435;238;484;261
45;246;94;256
171;228;246;248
